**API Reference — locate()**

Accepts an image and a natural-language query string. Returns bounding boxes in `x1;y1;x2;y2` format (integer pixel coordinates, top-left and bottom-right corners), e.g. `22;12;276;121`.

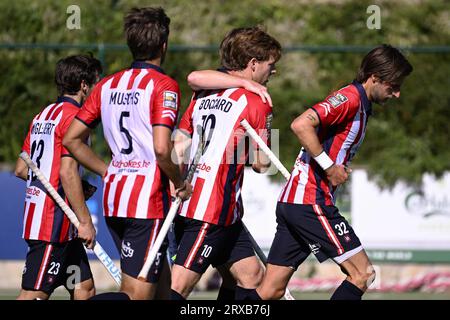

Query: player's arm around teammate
171;27;281;300
186;71;274;175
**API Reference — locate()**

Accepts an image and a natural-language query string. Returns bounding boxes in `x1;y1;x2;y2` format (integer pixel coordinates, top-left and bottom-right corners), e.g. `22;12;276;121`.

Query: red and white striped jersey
21;96;81;243
76;61;180;219
279;80;372;206
178;88;272;226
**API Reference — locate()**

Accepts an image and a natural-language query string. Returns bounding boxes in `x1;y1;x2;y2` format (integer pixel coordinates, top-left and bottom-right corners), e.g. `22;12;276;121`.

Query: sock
171;289;186;300
217;285;236;301
330;280;364;300
88;292;130;300
235;286;262;300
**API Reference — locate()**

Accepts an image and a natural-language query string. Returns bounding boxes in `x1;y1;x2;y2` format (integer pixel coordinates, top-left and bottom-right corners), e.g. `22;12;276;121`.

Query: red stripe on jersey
185;178;205;219
110;71;126;89
127;69;140;90
58;207;70;242
103;174;116;216
143;219;161;263
44;103;59;121
184;223;209;269
137;72;154;89
327;116;355;161
127;175;145;218
287;172;300;203
24;203;36;239
228;89;245;102
34;244;53;290
112;176;128;217
280;172;293;201
303;163;318;204
147;168;161;219
50;106;63;121
312;205;344;255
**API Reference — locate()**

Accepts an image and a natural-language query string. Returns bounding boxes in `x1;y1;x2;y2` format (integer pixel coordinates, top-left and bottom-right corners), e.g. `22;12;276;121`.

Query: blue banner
0;171;119;259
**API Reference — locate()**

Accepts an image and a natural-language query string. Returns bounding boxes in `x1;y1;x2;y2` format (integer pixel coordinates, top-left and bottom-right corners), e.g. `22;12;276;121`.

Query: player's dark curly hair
220;26;282;71
356;44;413;85
55;53;102;96
124;7;170;61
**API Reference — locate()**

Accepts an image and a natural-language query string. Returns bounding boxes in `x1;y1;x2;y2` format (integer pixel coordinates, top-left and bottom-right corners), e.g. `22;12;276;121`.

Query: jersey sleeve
178;92;199;137
76;83;102;128
244;93;273;149
57;107;78;157
310;90;359;127
151;76;181;131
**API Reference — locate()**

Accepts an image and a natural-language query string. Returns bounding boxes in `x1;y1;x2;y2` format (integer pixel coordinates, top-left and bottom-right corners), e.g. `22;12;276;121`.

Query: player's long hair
356;44;413;85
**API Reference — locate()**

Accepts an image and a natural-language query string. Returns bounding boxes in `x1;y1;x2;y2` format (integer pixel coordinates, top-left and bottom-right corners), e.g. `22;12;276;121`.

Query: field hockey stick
138;126;204;281
240;119;296;300
240;119;291;180
19;151;122;286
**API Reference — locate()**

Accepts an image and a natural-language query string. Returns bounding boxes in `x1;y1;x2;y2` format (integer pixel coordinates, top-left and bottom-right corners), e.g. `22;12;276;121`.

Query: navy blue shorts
106;217;167;283
173;216;255;274
267;202;362;269
22;239;92;295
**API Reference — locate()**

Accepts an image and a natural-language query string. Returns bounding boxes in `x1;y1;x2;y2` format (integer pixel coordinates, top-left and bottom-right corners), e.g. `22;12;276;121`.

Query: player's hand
175;180;193;201
325;164;351;187
78;219;96;249
242;79;273;107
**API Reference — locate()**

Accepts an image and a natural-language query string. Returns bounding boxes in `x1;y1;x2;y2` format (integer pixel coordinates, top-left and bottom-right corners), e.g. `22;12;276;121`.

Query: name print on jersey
31;122;56;135
109;91;140;106
198;97;232;113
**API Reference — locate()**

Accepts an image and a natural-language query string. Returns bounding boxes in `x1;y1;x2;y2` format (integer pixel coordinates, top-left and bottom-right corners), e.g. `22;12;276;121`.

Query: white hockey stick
138;127;204;281
19;151;121;286
240;119;296;300
241;119;290;180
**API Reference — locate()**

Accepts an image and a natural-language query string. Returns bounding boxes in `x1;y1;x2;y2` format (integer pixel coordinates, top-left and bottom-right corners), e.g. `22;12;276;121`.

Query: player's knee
75;287;95;300
348;267;375;291
270;287;286;300
260;283;285;300
74;281;96;300
237;264;264;288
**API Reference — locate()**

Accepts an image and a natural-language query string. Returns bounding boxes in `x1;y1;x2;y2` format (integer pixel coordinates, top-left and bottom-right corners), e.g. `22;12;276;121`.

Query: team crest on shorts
121;241;134;258
163;91;178;110
309;243;321;255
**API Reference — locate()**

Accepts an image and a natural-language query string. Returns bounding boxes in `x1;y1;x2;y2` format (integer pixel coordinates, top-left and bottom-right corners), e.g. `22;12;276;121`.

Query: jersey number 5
119;111;133;154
